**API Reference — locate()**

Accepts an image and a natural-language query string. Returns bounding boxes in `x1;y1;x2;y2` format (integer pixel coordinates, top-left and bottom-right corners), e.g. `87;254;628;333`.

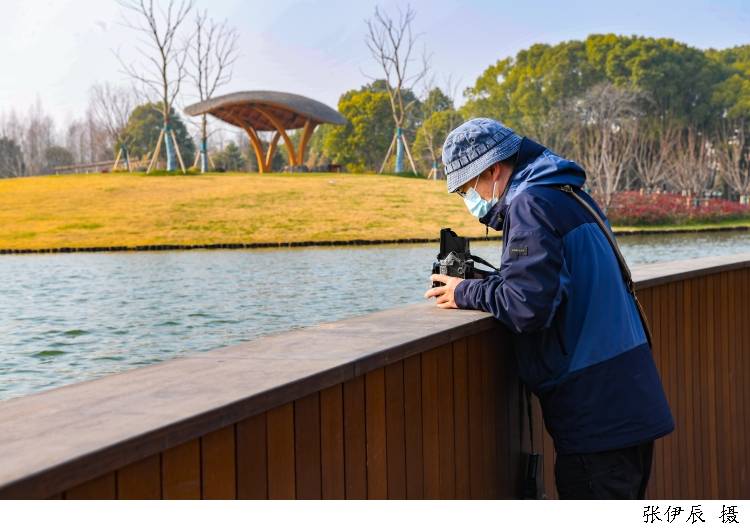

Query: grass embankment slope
1;171;749;250
0;172;490;250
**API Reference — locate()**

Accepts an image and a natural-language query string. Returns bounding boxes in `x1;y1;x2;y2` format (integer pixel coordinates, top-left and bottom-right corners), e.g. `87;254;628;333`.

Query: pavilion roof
184;90;346;131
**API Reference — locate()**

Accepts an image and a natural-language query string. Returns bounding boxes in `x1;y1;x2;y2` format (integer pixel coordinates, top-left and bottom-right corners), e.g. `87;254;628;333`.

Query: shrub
606;191;750;225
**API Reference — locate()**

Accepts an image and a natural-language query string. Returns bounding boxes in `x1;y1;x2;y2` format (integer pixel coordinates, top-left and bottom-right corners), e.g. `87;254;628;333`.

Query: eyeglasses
454;174;482;198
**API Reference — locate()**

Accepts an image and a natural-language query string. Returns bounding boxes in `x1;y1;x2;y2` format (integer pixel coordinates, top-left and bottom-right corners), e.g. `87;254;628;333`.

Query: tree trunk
200;115;208;173
394;127;404;173
164;120;177;171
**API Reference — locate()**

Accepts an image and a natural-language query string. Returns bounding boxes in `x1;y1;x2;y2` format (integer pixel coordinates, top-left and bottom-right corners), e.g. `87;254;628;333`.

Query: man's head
442;117;522;217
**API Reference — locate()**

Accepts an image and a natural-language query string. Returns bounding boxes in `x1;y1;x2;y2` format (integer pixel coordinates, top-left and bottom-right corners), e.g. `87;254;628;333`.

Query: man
424;117;674;499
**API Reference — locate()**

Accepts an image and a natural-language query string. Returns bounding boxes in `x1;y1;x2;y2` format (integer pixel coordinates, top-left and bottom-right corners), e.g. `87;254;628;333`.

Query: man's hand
424;274;464;309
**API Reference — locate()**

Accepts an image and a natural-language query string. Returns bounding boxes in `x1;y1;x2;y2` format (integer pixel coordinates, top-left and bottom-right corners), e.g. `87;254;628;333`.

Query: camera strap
556;184;653;348
467;253;500;272
524;384;535;454
520;382;541;499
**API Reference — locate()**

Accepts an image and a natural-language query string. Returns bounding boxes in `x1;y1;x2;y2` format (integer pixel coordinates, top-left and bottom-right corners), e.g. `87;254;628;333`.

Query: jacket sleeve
454;191;570;333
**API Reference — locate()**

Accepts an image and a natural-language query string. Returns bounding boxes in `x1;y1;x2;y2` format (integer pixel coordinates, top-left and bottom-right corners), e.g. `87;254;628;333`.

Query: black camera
431;228;498;288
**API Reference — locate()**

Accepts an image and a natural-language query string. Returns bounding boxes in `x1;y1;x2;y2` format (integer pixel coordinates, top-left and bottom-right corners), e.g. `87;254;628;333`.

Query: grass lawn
0;172;491;249
1;171;749;250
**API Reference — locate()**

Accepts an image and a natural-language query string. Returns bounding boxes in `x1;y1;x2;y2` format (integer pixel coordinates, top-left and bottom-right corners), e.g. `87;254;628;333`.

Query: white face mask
463;174;499;219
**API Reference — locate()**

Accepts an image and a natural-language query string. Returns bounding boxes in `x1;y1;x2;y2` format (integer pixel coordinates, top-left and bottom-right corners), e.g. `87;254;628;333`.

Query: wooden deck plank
294;393;322;499
742;270;750;496
705;275;720;498
116;454;160;499
403;354;424;499
690;277;705;499
267;403;295;499
726;271;739;498
320;384;345;499
682;279;696;500
343;376;367;499
162;439;200;500
667;280;680;497
719;272;737;499
384;362;407;499
420;346;440;499
201;425;236;499
669;282;690;499
236;413;268;499
436;342;456;499
481;330;499;499
466;334;485;499
65;473;116;500
451;338;470;499
365;368;387;499
699;275;711;499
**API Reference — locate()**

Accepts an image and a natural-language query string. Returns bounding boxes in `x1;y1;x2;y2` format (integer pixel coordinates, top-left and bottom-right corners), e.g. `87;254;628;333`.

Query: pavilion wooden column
265;132;281;170
297;119;317;166
254;107;299;166
244;126;272;174
243;120;318;173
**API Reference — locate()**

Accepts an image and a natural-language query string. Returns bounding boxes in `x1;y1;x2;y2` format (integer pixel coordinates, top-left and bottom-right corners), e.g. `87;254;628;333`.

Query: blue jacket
454;138;675;455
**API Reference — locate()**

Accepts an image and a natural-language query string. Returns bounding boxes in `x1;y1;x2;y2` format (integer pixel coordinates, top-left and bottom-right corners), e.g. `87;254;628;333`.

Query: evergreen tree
122;103;196;169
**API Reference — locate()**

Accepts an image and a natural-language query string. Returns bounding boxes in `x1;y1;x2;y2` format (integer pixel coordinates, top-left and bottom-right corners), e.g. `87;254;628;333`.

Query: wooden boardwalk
0;253;748;499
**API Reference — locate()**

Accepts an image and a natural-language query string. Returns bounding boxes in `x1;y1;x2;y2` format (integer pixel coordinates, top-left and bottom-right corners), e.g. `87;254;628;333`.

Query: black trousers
554;440;654;499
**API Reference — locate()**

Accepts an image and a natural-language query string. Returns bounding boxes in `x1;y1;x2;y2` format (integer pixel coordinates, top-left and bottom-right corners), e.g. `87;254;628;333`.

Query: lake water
2;230;750;401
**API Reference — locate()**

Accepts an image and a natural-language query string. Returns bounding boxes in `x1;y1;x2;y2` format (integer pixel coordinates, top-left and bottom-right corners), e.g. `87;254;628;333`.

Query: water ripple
2;232;750;401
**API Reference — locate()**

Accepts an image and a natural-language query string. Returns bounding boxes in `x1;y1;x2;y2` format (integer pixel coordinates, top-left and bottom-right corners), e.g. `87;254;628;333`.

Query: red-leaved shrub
602;191;750;226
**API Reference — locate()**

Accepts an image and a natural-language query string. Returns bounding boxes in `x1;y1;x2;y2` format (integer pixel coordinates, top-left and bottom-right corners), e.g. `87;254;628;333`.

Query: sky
1;0;749;128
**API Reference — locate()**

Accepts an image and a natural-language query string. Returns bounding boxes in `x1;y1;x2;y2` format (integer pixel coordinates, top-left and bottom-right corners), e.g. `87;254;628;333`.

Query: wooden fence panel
7;260;750;501
117;454;160;499
266;404;295;499
343;376;367;499
384;362;407;499
236;413;268;499
320;385;345;499
403;355;424;499
365;369;387;499
65;473;116;500
162;439;200;500
201;425;236;499
294;393;322;499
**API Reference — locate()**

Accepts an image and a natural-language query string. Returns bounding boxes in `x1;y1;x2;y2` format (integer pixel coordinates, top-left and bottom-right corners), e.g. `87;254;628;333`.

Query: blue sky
1;0;749;125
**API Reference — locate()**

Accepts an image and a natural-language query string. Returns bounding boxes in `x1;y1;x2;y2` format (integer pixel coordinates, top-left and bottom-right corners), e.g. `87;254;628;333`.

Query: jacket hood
479;137;587;230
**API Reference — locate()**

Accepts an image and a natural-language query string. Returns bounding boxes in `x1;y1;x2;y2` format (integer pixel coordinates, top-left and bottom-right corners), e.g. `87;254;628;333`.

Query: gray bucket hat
442;117;523;193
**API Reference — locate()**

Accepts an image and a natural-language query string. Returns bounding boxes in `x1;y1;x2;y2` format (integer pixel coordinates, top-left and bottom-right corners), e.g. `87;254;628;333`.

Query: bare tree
117;0;194;173
0;101;59;176
570;83;641;211
0;110;26;175
89;83;137;170
64;118;106;166
716;119;750;203
669;127;717;201
414;75;460;179
23;98;56;176
632;121;679;193
187;9;239;173
0;136;25;177
364;4;429;174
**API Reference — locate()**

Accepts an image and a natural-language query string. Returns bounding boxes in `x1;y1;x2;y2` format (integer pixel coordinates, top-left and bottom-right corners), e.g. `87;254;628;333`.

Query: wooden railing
0;253;748;499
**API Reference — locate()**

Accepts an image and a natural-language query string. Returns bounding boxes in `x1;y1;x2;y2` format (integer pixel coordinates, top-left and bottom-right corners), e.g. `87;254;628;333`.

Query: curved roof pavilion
184;91;346;173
